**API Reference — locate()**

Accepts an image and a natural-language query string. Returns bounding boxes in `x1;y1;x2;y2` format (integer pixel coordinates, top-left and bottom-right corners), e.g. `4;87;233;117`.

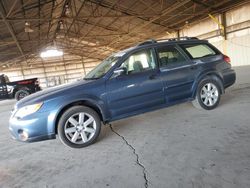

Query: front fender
60;94;108;119
46;94;110;134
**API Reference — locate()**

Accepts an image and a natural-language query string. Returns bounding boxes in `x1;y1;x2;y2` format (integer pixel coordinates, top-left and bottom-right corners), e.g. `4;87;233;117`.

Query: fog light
18;130;29;141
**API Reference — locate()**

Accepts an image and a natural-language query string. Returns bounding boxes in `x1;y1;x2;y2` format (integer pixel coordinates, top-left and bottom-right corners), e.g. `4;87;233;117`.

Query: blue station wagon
9;37;236;148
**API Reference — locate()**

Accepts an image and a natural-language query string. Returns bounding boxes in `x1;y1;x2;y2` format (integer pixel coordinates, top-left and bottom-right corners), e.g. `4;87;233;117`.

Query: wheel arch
192;71;224;98
12;86;30;97
54;99;105;134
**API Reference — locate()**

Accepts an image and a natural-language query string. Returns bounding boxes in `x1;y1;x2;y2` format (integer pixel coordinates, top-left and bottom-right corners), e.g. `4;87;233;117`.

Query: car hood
16;79;93;108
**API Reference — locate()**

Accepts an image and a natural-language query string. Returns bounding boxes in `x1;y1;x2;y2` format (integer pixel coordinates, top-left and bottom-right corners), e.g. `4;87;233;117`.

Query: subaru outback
9;37;236;148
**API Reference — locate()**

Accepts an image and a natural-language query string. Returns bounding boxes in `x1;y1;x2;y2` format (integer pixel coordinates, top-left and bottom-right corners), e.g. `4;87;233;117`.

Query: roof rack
137;39;157;46
137;36;199;46
157;36;199;42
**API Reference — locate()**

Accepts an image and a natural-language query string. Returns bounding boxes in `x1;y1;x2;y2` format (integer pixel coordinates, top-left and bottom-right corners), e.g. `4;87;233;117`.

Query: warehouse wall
179;3;250;67
1;54;100;88
211;35;250;66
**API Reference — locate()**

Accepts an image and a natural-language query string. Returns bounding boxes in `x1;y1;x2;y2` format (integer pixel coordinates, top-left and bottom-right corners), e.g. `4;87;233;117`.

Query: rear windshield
180;43;218;59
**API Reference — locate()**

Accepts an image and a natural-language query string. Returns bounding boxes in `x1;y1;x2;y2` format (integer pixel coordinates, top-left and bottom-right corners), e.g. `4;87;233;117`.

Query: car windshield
84;55;120;80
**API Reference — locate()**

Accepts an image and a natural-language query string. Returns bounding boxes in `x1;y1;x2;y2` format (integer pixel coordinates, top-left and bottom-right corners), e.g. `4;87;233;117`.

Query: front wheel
192;78;221;110
58;106;101;148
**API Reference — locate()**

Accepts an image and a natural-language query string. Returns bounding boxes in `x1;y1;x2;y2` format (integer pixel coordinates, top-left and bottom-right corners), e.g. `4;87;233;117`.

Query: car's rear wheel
192;78;221;110
15;90;30;101
58;106;101;148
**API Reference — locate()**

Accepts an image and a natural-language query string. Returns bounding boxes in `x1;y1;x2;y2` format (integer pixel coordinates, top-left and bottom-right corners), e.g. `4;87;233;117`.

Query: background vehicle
9;37;236;148
0;74;41;100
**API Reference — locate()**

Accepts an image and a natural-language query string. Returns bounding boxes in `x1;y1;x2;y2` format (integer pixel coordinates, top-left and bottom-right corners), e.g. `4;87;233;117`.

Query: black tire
15;90;30;101
58;106;101;148
192;78;221;110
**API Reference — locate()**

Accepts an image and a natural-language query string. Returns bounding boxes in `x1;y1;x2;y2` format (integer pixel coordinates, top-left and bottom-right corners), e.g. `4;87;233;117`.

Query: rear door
106;48;165;118
156;44;200;103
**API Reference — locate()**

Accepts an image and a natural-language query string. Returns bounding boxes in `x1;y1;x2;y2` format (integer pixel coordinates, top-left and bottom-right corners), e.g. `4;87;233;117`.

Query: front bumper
9;112;56;142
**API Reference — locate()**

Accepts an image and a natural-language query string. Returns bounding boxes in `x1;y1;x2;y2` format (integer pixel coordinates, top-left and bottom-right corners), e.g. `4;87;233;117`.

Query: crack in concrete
109;124;149;188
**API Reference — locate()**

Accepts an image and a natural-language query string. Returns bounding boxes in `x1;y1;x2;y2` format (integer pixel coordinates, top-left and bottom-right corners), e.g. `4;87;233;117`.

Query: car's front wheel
58;106;101;148
192;78;221;110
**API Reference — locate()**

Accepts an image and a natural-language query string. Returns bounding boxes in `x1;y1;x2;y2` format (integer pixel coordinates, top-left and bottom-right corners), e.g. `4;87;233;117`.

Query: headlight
14;102;43;118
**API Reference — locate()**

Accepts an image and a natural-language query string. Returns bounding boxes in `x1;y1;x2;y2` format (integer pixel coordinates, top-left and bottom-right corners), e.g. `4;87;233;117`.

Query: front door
106;48;164;118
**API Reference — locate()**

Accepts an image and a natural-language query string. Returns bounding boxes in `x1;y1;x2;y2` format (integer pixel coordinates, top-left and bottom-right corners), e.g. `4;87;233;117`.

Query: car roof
114;37;208;56
137;37;208;48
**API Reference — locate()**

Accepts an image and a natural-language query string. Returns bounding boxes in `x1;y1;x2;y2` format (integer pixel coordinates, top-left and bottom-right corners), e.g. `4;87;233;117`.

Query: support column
221;13;228;55
41;58;48;88
177;30;180;39
81;57;86;76
221;12;227;40
20;63;25;79
208;13;228;54
62;54;68;83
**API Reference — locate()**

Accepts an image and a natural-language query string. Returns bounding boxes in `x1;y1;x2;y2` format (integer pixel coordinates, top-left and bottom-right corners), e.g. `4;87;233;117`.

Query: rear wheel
58;106;101;148
15;90;30;100
192;78;221;110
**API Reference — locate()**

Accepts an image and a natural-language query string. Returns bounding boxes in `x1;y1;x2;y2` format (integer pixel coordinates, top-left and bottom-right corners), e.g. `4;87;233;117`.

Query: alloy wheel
200;83;219;107
64;112;97;144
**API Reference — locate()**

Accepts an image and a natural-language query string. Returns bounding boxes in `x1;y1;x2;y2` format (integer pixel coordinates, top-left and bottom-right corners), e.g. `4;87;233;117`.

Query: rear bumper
222;69;236;89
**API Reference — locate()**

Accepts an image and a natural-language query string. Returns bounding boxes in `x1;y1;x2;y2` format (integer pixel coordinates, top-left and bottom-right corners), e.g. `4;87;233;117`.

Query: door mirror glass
113;67;127;77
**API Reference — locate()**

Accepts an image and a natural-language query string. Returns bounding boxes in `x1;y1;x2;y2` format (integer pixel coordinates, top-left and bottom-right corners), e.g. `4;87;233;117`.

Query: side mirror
113;67;127;77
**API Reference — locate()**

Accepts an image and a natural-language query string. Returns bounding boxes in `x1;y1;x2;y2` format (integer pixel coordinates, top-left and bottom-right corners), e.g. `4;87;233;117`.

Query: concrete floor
0;66;250;188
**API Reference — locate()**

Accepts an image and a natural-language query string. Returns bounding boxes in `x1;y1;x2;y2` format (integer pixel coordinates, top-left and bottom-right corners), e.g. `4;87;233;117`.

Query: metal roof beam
1;13;209;22
191;0;214;10
87;0;167;28
107;0;191;48
64;0;85;39
0;10;25;57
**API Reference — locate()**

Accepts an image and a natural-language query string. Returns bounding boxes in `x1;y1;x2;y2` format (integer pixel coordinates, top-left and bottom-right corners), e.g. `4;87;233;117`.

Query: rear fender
191;70;224;98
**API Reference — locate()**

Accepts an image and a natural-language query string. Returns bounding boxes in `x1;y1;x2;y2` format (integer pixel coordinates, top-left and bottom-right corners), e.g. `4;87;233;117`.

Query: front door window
119;49;156;75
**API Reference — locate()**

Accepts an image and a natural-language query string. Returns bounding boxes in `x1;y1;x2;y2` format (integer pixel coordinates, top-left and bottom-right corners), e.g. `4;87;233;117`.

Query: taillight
223;55;231;64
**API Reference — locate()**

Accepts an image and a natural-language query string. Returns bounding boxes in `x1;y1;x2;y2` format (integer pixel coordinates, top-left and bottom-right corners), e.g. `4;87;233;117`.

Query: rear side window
181;44;218;59
156;46;186;68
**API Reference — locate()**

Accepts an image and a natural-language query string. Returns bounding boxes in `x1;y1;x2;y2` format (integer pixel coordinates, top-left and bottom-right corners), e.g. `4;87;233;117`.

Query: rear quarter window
180;43;218;59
